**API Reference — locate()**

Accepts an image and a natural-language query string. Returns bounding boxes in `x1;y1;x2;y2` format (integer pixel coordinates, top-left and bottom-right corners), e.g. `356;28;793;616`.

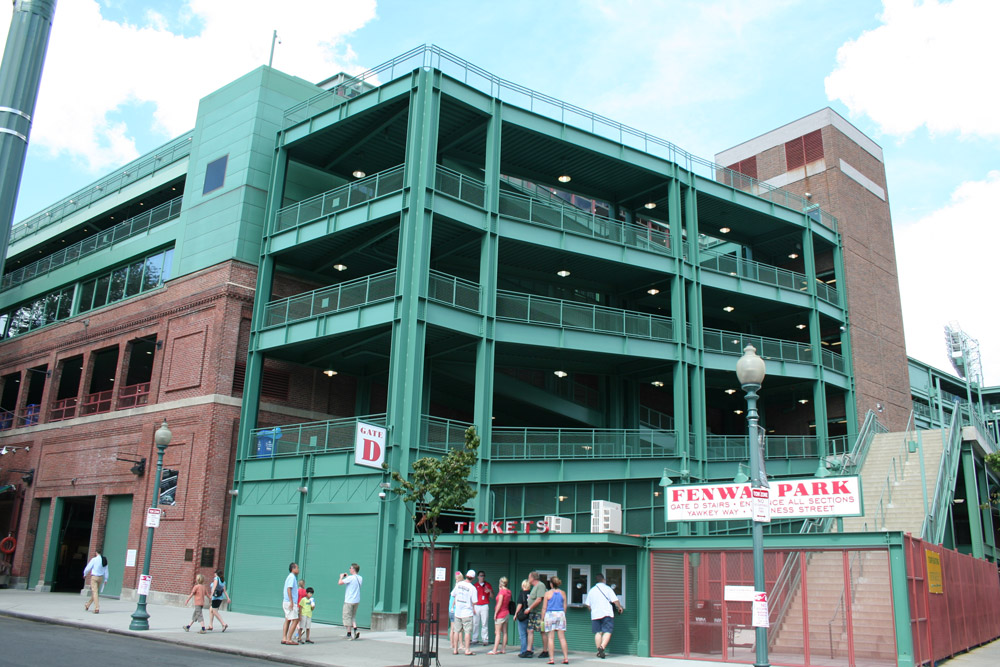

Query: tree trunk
419;531;436;667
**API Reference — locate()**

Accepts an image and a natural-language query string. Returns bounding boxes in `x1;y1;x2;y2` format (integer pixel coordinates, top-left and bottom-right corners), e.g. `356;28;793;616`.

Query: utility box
590;500;622;534
545;515;573;533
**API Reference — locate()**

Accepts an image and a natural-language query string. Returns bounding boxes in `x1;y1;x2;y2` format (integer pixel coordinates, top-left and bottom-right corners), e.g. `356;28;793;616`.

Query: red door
420;548;453;633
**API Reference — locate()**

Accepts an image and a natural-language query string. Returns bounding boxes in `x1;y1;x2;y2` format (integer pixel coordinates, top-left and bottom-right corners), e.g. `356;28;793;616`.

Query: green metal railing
491;427;678;459
498;190;672;256
435;166;486;208
283;45;837;232
262;271;397;328
922;401;963;543
11;132;193;244
639;405;674;430
428;271;480;312
496;290;674;341
706;435;820;461
420;416;474;454
821;348;846;373
703;328;811;363
699;249;840;306
245;414;387;459
273;165;405;232
2;197;183;291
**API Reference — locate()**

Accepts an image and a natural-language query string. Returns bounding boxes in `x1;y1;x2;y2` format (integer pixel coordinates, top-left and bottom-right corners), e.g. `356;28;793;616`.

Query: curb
0;608;341;667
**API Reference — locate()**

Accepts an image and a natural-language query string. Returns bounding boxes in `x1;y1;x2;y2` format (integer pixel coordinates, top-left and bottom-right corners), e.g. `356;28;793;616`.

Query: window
160;468;178;506
203;155;228;194
603;565;626;608
569;565;590;607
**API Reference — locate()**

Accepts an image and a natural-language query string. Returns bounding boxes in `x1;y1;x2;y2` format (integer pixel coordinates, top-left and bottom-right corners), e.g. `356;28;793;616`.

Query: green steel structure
228;46;856;634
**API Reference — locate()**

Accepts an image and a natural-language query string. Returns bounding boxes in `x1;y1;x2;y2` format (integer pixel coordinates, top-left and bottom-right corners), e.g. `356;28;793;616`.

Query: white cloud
0;0;376;172
826;0;1000;138
896;171;1000;385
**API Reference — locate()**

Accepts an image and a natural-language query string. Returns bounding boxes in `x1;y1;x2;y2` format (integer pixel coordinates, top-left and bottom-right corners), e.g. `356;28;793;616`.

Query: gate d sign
355;421;387;469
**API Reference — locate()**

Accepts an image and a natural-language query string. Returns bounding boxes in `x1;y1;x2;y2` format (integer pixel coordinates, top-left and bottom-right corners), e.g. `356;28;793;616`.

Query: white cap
466;569;476;578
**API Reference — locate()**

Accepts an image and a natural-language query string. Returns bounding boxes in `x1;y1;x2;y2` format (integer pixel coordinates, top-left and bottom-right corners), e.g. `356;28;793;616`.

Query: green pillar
802;226;829;462
976;456;996;559
636;547;651;657
41;497;65;589
961;445;985;559
887;536;916;667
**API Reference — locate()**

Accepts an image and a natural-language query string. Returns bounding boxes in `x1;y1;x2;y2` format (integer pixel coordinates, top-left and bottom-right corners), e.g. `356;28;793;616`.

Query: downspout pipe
0;0;57;276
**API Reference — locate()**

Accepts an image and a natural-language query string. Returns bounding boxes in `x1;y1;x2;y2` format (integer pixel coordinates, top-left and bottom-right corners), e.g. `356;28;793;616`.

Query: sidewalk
2;589;999;667
0;589;708;667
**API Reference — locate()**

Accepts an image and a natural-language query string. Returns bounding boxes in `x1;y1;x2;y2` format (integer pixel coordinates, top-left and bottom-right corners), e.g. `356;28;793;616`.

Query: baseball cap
466;569;476;578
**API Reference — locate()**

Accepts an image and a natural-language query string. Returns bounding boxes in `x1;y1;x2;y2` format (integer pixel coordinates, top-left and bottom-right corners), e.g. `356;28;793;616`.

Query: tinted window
203;155;228;194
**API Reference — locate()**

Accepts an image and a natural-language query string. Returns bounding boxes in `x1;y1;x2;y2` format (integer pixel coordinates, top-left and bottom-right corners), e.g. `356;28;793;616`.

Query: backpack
101;555;108;567
214;578;226;598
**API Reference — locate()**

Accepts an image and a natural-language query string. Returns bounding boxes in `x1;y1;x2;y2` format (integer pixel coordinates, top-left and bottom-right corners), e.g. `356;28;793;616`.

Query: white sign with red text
145;507;162;528
665;476;862;522
752;487;771;523
138;574;153;596
752;592;769;627
354;422;387;469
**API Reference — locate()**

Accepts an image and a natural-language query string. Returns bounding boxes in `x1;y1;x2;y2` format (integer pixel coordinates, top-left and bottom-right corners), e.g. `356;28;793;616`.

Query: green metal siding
302;513;377;628
27;498;49;587
230;514;297;615
101;495;132;597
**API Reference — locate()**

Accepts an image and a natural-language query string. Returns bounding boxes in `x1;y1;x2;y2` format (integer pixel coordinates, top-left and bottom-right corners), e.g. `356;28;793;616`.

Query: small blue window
203;155;228;194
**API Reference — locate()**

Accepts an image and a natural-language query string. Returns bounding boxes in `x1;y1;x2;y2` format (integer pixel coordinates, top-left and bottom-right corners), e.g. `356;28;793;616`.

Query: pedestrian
293;579;307;641
208;569;230;632
526;571;548;658
472;570;493;646
183;573;209;633
449;570;464;654
541;576;569;664
282;562;300;645
515;579;532;657
488;576;512;654
339;563;363;639
298;587;316;644
82;549;108;614
450;569;477;655
584;573;623;659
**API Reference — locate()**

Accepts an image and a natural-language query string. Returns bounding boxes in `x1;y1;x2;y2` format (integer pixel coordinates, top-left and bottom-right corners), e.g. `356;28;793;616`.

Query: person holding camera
584;573;623;659
338;563;363;639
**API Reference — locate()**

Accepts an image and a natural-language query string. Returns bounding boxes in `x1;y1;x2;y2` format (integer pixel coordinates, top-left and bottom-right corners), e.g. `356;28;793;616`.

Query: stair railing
921;401;963;543
862;412;919;531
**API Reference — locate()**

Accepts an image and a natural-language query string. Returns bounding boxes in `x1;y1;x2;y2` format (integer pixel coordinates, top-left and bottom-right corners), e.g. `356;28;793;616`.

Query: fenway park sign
666;476;863;521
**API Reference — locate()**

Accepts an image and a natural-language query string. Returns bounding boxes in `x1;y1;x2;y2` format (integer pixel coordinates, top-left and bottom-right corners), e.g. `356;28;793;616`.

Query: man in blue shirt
339;563;363;639
82;550;108;614
282;562;300;645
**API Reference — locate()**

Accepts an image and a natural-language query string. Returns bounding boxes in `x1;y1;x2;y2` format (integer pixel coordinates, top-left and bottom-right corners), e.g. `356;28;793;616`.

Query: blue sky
4;0;998;384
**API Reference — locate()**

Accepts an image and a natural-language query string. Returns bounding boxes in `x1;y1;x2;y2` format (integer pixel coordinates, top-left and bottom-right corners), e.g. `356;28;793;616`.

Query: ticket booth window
569;565;590;606
603;565;626;608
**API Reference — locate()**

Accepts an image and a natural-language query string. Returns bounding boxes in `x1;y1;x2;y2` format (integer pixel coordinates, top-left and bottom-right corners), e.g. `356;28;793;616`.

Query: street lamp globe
154;420;172;447
736;344;766;387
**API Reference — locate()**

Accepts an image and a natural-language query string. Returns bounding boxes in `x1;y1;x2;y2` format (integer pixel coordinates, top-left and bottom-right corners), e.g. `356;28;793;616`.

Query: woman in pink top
488;576;512;654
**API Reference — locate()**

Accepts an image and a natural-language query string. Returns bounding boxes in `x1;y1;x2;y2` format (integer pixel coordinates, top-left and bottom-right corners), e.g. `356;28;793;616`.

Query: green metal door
27;498;50;588
302;513;377;628
101;495;132;597
230;515;297;615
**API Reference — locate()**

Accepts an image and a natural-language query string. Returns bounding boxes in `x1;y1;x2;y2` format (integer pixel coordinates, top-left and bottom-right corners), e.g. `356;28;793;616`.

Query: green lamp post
736;344;769;667
129;419;172;631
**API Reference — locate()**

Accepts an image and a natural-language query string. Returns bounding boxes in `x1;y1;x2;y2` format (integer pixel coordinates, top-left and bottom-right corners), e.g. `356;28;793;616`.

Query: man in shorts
526;571;548;658
450;569;477;655
281;562;300;645
584;573;623;658
339;563;363;639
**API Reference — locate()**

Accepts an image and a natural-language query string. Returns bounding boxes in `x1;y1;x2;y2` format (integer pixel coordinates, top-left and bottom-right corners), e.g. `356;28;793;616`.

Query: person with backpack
514;579;532;657
488;576;513;654
208;569;230;631
82;549;108;614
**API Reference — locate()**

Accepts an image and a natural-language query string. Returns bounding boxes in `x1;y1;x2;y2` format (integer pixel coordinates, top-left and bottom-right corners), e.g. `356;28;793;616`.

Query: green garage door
27;498;50;588
302;513;377;628
230;515;297;616
101;495;133;597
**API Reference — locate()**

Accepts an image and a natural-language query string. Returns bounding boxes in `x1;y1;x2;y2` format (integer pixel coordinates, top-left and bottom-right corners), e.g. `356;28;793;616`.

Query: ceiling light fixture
723;306;735;312
644;202;657;209
796;324;807;330
725;389;737;395
788;253;799;259
557;174;571;183
333;264;347;271
799;399;809;404
719;227;731;234
352;170;366;178
651;381;664;387
647;288;660;295
323;370;338;377
554;370;568;378
556;270;571;277
734;409;744;415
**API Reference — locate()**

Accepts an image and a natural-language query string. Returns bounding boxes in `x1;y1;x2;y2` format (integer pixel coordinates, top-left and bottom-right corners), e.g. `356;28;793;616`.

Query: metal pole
0;0;57;278
268;30;278;67
743;383;770;667
130;423;170;630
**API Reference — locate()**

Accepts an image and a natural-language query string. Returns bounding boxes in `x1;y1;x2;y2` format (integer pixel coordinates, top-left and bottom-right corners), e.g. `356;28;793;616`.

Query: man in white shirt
338;563;364;639
82;550;108;614
450;569;478;655
584;573;623;659
282;562;300;645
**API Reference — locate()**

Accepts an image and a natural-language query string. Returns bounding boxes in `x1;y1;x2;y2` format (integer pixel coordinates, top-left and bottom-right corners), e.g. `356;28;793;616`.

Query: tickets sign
666;476;862;521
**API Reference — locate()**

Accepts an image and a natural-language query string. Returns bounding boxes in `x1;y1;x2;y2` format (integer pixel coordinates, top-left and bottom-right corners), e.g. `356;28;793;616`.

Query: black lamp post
129;419;171;631
736;344;769;667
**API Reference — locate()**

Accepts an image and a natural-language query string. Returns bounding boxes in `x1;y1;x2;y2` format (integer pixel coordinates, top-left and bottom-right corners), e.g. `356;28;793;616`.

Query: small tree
384;425;480;665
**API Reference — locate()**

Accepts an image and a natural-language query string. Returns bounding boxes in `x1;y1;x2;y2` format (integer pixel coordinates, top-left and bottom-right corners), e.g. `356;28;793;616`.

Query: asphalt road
0;615;279;667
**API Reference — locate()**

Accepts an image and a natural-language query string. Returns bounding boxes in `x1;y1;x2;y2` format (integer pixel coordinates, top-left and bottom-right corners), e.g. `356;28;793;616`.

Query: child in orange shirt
184;573;209;633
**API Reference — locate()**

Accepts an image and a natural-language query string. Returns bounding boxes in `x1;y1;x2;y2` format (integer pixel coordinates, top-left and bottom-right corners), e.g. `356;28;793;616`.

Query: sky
2;0;998;385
